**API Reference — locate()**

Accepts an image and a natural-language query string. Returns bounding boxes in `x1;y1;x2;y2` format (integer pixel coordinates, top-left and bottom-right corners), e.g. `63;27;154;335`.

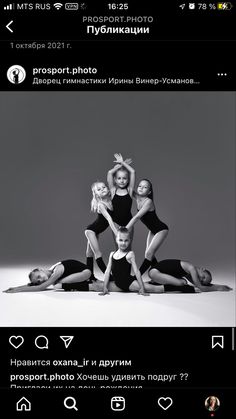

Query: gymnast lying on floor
148;259;232;292
3;248;232;294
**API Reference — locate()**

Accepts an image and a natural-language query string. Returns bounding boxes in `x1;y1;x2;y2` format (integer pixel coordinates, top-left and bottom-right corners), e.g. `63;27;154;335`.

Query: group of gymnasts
4;153;232;295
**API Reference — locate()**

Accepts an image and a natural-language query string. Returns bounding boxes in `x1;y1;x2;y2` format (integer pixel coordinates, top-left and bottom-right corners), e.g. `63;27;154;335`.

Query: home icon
16;397;31;411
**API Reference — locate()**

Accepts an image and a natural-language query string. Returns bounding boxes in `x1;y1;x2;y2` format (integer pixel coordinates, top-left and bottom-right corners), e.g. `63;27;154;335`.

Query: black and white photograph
0;92;235;326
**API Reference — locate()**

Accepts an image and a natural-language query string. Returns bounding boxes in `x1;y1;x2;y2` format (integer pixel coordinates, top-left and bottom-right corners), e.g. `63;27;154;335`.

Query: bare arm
180;261;233;292
181;262;204;290
107;163;122;195
4;278;55;293
182;265;231;292
99;252;113;296
198;284;232;292
114;153;135;196
98;203;118;236
127;252;149;296
126;199;152;230
3;266;63;293
3;284;36;293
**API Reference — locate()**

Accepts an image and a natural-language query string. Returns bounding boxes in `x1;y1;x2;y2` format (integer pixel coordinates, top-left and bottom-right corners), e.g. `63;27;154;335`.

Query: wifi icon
53;2;63;9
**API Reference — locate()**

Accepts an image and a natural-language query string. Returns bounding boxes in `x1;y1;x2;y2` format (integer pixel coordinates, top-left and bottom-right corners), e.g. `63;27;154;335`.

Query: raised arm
114;153;135;196
98;203;118;236
128;251;149;296
99;252;113;296
126;199;152;230
107;163;122;195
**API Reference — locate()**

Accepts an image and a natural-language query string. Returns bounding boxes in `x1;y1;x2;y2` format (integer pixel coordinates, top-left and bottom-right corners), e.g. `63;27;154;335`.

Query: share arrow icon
60;336;74;348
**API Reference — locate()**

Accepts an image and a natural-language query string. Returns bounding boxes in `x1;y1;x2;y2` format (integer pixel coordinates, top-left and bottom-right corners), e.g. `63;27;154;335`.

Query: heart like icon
9;335;24;349
158;397;173;410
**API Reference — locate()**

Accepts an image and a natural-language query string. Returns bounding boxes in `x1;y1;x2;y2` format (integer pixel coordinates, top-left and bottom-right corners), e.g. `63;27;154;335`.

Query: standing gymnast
107;153;135;235
126;179;169;275
85;181;118;275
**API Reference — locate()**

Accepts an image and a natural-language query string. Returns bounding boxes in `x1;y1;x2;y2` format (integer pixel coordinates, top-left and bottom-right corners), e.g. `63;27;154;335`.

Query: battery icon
65;3;79;10
217;2;233;9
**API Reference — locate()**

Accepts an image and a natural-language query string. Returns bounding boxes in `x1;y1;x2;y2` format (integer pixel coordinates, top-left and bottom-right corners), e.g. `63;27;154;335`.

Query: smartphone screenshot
0;1;235;417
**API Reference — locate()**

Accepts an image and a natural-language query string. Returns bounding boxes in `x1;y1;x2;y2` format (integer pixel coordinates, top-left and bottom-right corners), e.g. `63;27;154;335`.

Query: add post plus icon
60;336;74;348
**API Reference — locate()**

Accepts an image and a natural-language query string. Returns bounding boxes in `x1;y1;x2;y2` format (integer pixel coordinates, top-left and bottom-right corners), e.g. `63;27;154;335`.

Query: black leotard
149;259;196;292
149;259;187;278
53;259;88;283
28;260;90;290
140;210;168;234
86;208;113;235
112;191;132;226
58;259;90;291
110;252;135;291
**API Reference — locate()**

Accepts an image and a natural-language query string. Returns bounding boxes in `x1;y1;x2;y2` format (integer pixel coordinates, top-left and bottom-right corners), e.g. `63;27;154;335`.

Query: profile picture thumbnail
7;65;26;84
205;396;220;412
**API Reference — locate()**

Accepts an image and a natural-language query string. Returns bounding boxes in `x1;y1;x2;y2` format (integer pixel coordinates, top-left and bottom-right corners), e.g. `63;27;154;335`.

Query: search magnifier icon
64;397;78;411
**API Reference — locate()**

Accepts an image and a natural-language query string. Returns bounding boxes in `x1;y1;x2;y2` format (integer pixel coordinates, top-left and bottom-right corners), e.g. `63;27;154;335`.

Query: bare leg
84;234;106;273
85;230;102;259
112;231;118;250
149;269;186;286
139;230;168;275
89;280;104;292
146;230;153;250
127;226;134;242
86;241;93;258
129;279;193;294
86;241;94;274
89;280;122;292
54;270;92;289
129;279;164;294
60;270;91;284
145;229;168;261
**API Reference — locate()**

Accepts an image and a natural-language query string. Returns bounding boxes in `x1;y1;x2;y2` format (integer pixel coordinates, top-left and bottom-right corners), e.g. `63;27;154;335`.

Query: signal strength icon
4;4;14;10
53;2;63;9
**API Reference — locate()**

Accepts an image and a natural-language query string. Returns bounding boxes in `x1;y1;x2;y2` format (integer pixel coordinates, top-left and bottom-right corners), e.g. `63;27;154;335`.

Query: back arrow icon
6;20;14;33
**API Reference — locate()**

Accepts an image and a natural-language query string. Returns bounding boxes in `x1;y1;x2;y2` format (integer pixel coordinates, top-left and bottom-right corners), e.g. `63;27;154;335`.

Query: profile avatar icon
7;65;26;84
205;396;220;412
12;69;20;84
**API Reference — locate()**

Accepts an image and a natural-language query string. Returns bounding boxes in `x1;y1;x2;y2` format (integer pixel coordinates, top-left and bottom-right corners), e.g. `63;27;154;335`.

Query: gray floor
0;266;235;327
